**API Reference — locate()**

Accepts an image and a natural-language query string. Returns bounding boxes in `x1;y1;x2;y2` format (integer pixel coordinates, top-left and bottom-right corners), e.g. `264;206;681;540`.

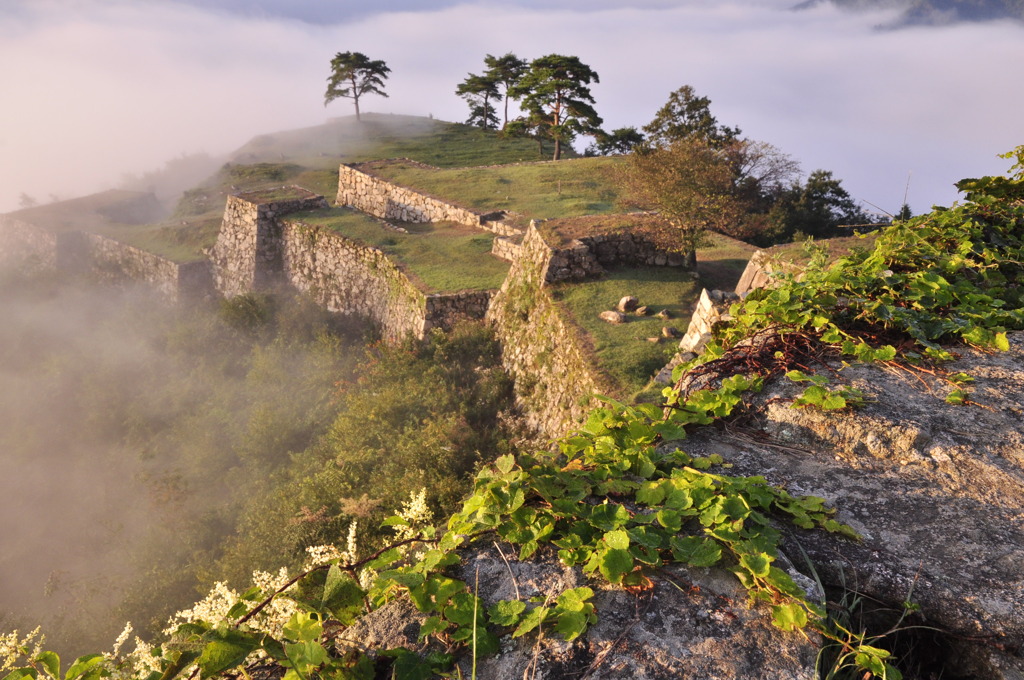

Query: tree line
323;50;902;259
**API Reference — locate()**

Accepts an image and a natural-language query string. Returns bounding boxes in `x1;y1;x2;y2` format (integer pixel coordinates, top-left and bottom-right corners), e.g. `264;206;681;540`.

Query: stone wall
487;223;611;438
544;230;690;283
281;220;491;341
735;249;787;296
491;235;523;263
0;215;59;273
209;189;329;298
82;233;213;303
337;164;484;226
0;214;213;302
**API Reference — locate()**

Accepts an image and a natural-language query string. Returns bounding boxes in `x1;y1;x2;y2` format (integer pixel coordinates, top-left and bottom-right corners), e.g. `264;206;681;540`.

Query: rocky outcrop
680;334;1024;678
346;543;820;679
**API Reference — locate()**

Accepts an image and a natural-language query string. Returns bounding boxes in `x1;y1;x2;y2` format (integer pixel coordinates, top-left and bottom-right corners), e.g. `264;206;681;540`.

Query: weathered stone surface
345;543;819;680
674;288;734;356
661;326;681;338
656;309;672;320
679;335;1024;677
635;305;650;316
617;295;639;312
601;310;627;324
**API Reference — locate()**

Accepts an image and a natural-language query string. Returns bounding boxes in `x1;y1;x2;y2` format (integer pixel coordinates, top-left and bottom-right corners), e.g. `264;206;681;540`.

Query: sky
0;0;1021;216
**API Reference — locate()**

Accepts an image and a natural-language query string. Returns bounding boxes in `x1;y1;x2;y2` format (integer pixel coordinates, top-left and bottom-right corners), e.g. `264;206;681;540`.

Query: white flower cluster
0;627;43;674
102;624;162;680
394;488;433;543
163;567;298;642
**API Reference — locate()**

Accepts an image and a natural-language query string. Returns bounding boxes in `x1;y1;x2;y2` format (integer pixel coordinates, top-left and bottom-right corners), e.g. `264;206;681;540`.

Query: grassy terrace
552;266;702;400
289;207;509;293
365;157;623;221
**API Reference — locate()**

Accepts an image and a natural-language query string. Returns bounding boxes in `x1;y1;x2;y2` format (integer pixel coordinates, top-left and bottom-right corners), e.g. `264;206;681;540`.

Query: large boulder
680;333;1024;678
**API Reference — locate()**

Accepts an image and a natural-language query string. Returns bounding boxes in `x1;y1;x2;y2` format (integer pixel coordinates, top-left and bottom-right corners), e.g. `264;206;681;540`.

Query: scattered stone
645;336;661;343
656;309;672;320
617;295;639;312
635;305;650;316
662;326;681;338
600;310;627;324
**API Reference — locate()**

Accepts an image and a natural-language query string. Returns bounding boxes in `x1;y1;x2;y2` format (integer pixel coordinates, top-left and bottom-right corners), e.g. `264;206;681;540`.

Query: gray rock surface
679;332;1024;678
345;543;819;679
599;310;627;324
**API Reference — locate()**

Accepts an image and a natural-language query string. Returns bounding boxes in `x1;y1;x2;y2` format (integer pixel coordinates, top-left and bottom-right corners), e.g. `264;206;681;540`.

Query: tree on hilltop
619;136;742;266
585;127;646;156
483;53;528;130
324;51;391;121
510;54;602;161
456;73;500;130
643;85;741;149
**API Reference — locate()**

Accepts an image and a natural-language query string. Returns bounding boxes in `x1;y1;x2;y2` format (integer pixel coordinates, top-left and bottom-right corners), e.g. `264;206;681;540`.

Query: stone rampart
209;189;329;298
82;233;214;303
544;230;689;283
487;223;612;438
281;220;491;341
677;288;738;355
0;215;59;273
734;248;799;296
0;214;213;302
337;164;483;226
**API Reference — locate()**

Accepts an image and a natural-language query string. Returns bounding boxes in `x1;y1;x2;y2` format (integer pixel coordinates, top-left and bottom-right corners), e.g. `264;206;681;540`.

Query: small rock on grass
600;310;627;324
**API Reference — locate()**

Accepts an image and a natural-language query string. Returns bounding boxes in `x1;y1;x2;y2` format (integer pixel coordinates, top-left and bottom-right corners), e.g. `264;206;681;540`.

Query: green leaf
32;652;59;679
556;587;594;612
771;602;808;631
417;616;450;641
196;632;260;678
635;481;665;506
495;454;516;474
282;612;322;643
512;605;549;638
738;552;772;578
2;670;38;680
382;648;435;680
603;529;630;550
64;655;105;680
670;536;722;567
598;548;634;583
487;599;527;627
320;566;366;625
554;610;590;641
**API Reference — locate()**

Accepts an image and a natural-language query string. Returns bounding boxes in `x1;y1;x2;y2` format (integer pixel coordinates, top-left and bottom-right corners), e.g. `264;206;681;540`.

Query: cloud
0;0;1021;215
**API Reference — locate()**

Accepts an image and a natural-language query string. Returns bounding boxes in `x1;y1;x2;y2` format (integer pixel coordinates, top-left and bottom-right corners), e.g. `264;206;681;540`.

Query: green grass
145;114;569;259
552;266;701;399
229;114;568;169
696;231;759;292
367;157;622;220
290;207;510;293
